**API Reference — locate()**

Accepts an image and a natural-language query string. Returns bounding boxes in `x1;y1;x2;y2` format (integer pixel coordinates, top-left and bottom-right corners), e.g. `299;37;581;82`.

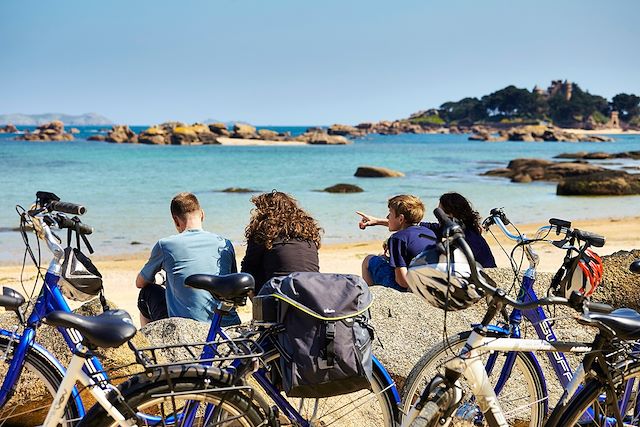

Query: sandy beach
0;215;638;326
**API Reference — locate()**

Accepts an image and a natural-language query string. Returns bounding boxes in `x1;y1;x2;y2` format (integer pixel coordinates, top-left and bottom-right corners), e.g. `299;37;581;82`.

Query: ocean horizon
1;126;639;263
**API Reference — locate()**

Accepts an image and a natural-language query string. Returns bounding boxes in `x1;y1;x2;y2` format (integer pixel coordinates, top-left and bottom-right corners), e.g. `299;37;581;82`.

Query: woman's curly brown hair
245;191;322;249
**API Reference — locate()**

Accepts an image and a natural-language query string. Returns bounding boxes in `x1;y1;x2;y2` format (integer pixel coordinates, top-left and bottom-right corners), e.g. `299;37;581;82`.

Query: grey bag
254;272;375;398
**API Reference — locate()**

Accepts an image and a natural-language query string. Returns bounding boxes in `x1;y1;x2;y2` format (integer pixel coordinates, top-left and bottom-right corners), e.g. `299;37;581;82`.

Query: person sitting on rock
136;192;240;327
358;192;496;269
359;195;437;292
241;190;321;294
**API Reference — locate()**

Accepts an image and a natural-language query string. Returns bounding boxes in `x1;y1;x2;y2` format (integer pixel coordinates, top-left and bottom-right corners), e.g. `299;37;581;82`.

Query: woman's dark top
241;238;320;293
421;222;497;268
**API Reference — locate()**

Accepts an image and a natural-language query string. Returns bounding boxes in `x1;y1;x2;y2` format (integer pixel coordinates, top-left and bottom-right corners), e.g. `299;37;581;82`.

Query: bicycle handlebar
433;208;613;315
54;214;93;235
49;201;86;216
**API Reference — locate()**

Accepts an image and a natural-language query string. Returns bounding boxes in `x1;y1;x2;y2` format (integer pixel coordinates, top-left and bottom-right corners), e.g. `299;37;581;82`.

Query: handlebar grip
49;201;87;216
586;301;614;313
56;215;93;235
433;207;453;227
574;229;605;248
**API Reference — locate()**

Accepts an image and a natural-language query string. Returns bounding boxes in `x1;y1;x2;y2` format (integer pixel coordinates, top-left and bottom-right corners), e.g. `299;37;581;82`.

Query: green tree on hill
611;93;640;122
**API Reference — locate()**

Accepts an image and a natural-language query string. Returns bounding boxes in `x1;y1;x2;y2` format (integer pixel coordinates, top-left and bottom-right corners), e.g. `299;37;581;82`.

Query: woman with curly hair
241;191;322;292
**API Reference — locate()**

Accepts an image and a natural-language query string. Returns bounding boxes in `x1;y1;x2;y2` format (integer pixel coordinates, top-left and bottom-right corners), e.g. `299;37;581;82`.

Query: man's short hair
388;195;424;225
170;192;201;219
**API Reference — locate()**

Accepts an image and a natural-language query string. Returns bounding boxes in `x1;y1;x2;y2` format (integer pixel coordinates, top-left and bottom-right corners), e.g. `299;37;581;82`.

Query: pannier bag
253;272;375;398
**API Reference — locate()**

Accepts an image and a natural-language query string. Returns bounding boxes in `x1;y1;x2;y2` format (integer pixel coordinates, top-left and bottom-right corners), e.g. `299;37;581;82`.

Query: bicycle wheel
402;331;546;427
259;350;398;426
79;364;267;426
548;368;640;427
0;334;81;426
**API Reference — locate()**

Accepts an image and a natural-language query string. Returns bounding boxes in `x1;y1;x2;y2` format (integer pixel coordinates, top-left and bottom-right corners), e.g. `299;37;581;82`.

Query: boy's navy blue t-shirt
421;222;497;268
388;225;437;268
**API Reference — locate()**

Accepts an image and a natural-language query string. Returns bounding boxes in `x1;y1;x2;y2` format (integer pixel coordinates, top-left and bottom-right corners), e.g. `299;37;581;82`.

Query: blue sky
1;0;638;125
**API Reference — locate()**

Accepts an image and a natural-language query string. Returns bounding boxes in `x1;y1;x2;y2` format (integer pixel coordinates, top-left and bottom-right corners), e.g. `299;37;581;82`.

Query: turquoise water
1;127;639;263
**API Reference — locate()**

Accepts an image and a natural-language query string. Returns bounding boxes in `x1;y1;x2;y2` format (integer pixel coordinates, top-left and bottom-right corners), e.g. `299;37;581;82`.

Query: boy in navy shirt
360;195;436;292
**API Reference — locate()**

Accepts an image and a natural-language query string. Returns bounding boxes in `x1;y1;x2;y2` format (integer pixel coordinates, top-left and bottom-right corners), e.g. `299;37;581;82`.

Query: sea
1;126;639;263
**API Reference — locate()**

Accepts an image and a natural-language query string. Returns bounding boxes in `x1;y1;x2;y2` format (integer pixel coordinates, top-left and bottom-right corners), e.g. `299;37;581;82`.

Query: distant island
325;80;640;138
0;112;113;126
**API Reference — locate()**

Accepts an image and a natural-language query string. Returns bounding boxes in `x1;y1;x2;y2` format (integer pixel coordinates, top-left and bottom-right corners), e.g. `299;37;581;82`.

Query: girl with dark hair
241;191;322;293
357;192;496;268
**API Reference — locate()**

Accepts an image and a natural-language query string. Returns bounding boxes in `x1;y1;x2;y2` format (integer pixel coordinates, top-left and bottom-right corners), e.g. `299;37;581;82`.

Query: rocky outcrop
208;122;231;137
232;123;257;139
355;166;405;178
484;158;640;195
554;151;640;161
469;125;615;143
484;158;605;183
220;187;259;193
69;128;80;134
16;121;74;141
322;183;364;193
106;125;137;143
87;134;106;141
295;131;350;145
557;170;640;196
0;123;18;133
138;125;170;145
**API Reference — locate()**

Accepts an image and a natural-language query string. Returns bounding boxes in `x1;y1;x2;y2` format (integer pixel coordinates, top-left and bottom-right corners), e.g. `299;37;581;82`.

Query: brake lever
551;238;570;249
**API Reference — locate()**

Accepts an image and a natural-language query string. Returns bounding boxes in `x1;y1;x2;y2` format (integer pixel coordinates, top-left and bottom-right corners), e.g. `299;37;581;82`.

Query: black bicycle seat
45;310;137;348
0;287;24;311
586;308;640;340
185;273;254;303
630;259;640;275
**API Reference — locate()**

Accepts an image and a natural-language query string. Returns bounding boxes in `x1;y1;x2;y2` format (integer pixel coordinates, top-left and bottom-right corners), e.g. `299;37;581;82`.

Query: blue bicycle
1;192;270;426
80;275;402;425
400;208;614;426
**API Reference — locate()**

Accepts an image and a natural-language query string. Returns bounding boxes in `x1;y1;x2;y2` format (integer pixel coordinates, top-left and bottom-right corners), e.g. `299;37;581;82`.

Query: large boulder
138;126;170;145
208;122;231;136
232;123;257;139
328;124;364;137
16;121;73;141
596;250;640;310
557;170;640;195
106;125;137;143
484;158;605;183
0;123;18;133
354;166;404;178
296;131;350;145
322;183;364;193
257;129;280;140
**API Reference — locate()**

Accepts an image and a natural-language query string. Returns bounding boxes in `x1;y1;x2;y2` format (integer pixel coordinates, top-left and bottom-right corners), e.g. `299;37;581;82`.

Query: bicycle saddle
0;287;24;311
630;259;640;274
45;310;137;348
586;308;640;340
185;273;254;303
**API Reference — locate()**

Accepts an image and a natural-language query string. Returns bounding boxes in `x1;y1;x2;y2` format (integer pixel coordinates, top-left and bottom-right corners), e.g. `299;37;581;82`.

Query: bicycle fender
0;329;86;417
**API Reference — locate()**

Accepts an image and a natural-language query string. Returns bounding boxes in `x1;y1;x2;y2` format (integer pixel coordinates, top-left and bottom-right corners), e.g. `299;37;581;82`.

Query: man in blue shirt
136;192;240;327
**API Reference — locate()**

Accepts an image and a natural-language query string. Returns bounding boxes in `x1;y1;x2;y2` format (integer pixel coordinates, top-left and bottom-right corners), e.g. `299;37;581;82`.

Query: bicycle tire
401;331;546;427
547;360;640;427
0;334;81;426
260;349;399;426
78;364;266;427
